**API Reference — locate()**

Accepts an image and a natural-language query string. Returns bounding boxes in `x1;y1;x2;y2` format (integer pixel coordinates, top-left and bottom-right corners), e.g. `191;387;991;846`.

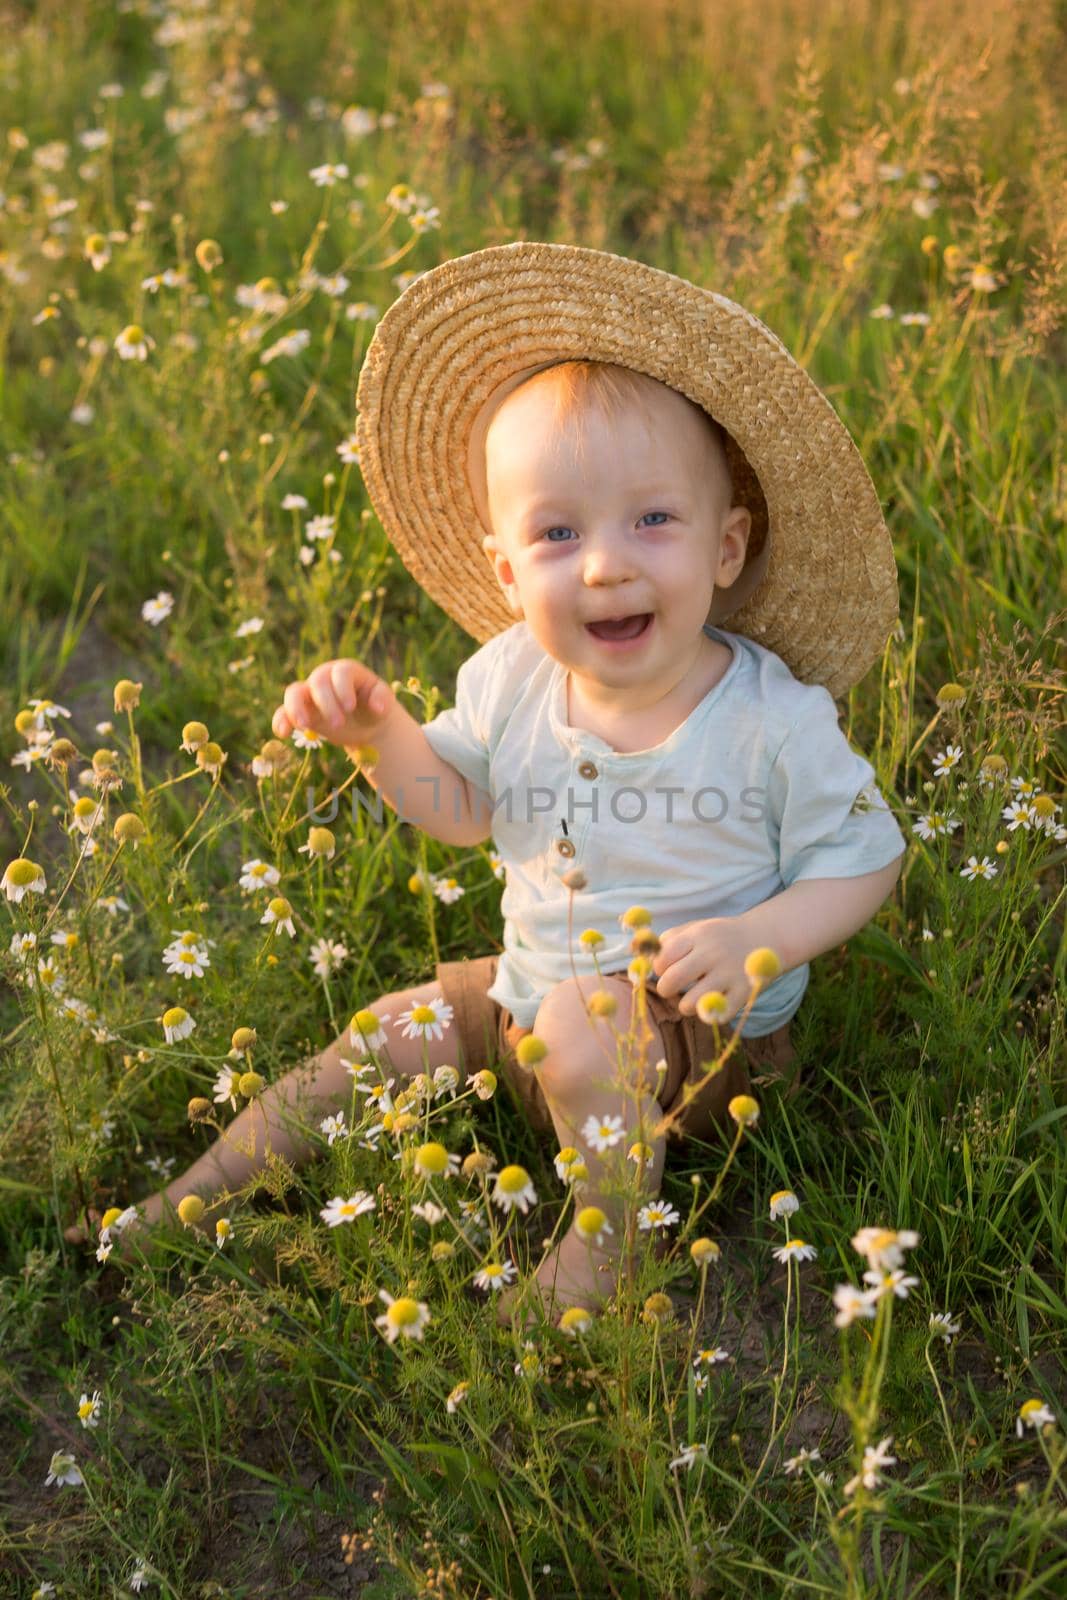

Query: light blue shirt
422;621;905;1036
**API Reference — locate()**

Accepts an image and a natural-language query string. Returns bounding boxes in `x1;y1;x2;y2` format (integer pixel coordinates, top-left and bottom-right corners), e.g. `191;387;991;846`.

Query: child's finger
283;682;314;732
307;666;344;729
330;659;360;712
271;706;292;738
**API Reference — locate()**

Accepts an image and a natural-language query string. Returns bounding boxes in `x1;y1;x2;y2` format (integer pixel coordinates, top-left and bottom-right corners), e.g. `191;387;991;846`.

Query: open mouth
585;613;652;642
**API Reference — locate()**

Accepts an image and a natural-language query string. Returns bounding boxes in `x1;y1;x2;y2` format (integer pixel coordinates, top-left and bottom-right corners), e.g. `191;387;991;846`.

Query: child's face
481;378;750;705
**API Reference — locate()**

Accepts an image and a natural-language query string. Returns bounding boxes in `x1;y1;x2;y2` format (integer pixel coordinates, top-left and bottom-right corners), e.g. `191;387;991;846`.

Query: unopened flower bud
195;237;223;272
743;947;781;982
113;679;142;712
113;813;145;845
515;1034;548;1068
177;1195;205;1226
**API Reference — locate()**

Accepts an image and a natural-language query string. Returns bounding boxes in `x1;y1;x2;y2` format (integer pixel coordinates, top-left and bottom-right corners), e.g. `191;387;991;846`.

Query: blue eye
541;513;670;541
640;512;670;526
543;527;575;542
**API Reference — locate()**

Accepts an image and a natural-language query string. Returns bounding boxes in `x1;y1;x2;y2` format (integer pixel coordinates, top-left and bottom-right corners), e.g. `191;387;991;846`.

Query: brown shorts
434;952;799;1144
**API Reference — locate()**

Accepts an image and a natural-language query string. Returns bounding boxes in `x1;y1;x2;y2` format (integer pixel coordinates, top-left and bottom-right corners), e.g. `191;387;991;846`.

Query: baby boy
91;351;906;1325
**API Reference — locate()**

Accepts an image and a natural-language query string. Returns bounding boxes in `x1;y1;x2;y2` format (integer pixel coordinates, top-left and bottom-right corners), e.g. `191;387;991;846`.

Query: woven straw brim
355;240;898;699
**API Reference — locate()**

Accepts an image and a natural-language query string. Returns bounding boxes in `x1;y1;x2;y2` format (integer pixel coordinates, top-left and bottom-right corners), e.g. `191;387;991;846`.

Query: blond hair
505;359;733;498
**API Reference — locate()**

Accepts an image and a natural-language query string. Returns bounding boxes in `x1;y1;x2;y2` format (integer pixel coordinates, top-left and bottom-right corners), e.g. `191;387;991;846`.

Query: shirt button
577;760;599;780
556;838;576;858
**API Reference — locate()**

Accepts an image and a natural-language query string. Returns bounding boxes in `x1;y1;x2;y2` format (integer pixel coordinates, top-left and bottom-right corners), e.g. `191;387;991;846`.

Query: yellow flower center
410;1004;436;1024
78;1398;95;1419
162;1007;189;1028
6;858;40;887
124;324;144;343
576;1205;607;1237
559;1307;592;1333
414;1142;448;1175
497;1164;531;1195
386;1297;420;1328
267;897;291;919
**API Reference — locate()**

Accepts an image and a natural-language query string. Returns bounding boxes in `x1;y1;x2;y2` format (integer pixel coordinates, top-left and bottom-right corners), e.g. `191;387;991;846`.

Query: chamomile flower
862;1268;920;1299
411;1141;461;1180
1016;1399;1056;1437
140;591;173;625
234;616;264;638
375;1288;430;1344
2;858;46;902
960;855;998;881
114;323;155;361
833;1283;879;1328
309;161;349;186
911;811;961;840
309;937;348;979
128;1562;152;1591
559;1306;594;1337
554;1147;585;1182
773;1239;818;1264
396;998;454;1042
291;727;325;750
213;1066;242;1110
851;1227;919;1271
693;1347;730;1367
411;1200;445;1225
468;1069;497;1100
432;1065;460;1099
44;1450;83;1487
574;1205;613;1247
238;859;280;893
161;1005;195;1043
473;1260;517;1292
638;1201;680;1231
783;1447;822;1474
582;1112;625;1152
769;1189;800;1219
669;1443;708;1472
319;1111;349;1146
432;875;465;904
353;1076;396;1114
162;944;209;979
931;744;963;777
349;1008;391;1054
336;432;360;464
260;896;296;937
627;1141;654;1165
446;1381;470;1412
491;1164;538;1214
929;1312;961;1344
281;492;308;510
319;1192;376;1227
77;1391;102;1428
305;513;336;541
843;1436;896;1497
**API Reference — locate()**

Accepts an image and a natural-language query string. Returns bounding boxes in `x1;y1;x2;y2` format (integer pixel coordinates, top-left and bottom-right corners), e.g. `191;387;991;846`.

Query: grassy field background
1;1;1065;1596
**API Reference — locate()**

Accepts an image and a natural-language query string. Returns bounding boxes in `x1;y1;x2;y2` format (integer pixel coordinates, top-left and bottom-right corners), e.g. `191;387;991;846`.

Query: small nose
582;533;636;585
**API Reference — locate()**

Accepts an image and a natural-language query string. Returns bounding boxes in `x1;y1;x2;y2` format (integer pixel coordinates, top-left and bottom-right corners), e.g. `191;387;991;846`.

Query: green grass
1;0;1065;1595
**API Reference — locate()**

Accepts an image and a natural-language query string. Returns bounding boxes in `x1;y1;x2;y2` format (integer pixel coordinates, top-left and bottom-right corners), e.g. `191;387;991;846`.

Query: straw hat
355;240;898;699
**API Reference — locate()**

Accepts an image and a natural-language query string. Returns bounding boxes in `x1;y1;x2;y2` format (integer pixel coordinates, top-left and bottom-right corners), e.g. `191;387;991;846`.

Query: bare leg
499;974;668;1324
67;977;467;1254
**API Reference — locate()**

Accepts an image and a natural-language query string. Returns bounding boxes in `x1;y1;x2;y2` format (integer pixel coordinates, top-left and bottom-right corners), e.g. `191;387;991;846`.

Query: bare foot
496;1224;632;1330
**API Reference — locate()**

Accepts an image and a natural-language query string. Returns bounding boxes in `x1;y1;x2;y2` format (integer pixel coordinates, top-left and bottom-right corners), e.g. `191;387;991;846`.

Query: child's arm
731;855;903;976
349;703;492;847
273;658;489;847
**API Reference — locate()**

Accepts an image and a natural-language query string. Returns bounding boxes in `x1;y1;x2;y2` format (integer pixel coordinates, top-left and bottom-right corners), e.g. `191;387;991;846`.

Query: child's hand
651;917;767;1022
271;659;396;750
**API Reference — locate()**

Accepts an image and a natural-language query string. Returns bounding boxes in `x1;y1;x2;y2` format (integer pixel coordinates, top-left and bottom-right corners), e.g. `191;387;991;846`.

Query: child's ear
714;505;752;589
482;533;524;616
